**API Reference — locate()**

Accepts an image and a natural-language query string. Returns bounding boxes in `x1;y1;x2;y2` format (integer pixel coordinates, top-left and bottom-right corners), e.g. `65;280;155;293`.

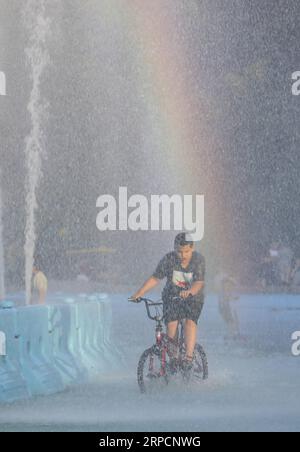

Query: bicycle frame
129;296;208;391
129;297;185;376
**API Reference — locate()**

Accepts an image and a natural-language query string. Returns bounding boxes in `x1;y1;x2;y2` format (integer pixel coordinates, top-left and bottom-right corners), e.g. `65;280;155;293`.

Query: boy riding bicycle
131;232;205;373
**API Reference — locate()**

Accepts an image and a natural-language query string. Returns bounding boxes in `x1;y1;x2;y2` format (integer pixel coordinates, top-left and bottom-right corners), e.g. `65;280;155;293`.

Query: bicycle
128;296;208;394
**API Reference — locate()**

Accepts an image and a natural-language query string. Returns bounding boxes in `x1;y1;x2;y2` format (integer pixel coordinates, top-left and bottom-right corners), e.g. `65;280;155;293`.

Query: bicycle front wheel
137;346;169;394
192;343;208;381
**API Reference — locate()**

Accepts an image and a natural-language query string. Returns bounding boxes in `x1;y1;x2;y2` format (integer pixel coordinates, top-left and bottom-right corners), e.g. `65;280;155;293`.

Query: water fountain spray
23;0;50;304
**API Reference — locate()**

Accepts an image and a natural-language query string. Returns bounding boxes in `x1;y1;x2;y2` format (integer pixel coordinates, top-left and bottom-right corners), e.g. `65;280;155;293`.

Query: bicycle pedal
167;358;179;375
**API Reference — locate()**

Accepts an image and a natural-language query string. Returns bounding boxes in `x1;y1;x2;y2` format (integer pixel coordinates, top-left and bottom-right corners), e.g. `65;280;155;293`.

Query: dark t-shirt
153;251;205;302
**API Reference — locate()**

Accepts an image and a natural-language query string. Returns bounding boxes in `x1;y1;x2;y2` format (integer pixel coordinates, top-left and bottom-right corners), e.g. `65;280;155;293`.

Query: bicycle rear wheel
137;346;169;394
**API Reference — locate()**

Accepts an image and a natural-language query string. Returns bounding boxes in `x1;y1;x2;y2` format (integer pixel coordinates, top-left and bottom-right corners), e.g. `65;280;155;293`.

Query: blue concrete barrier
94;296;126;369
48;304;88;385
16;306;65;396
75;302;110;375
0;296;124;403
0;307;29;402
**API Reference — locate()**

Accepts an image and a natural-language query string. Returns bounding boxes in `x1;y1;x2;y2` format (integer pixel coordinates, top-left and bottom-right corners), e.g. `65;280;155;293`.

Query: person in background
277;242;293;286
76;259;91;283
258;240;280;288
32;257;48;305
216;272;240;340
290;258;300;289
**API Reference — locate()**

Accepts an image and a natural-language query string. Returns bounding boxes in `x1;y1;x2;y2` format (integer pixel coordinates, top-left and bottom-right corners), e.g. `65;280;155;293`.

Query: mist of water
0;176;5;300
23;0;50;304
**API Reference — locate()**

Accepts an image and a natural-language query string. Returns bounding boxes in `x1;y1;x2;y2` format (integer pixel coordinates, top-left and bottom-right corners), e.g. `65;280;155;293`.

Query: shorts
162;293;204;325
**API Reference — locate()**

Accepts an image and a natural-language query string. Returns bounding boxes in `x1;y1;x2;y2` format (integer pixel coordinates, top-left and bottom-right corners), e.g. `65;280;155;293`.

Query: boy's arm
190;280;204;296
180;281;204;298
131;276;160;299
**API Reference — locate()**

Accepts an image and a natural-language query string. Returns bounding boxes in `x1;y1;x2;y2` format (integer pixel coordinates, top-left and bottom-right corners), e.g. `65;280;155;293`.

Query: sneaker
181;359;193;381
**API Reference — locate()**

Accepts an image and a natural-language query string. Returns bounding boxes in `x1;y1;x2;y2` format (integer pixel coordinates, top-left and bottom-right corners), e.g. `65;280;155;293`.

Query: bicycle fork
155;326;168;377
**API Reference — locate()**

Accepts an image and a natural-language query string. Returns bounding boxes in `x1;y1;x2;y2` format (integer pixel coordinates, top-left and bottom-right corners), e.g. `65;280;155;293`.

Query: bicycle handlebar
128;297;163;321
128;294;193;322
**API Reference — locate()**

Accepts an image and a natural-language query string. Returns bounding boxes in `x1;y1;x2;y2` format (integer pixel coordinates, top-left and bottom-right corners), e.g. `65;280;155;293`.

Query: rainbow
125;1;212;195
121;2;229;264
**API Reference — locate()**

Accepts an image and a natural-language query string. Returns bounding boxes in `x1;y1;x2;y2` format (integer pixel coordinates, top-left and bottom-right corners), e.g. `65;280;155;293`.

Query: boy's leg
184;297;204;360
167;321;179;359
164;295;185;361
167;320;179;340
184;319;197;359
163;295;179;350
